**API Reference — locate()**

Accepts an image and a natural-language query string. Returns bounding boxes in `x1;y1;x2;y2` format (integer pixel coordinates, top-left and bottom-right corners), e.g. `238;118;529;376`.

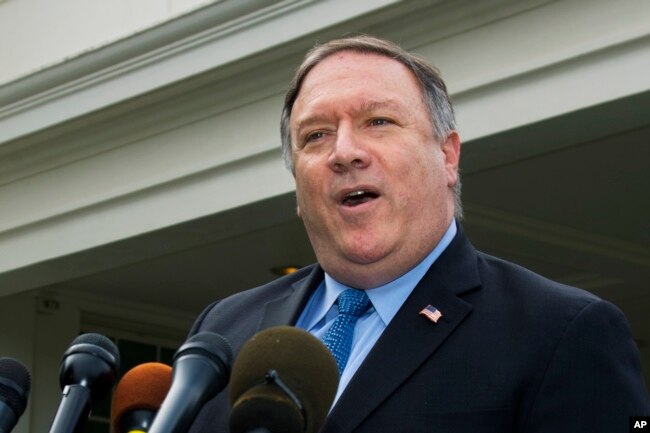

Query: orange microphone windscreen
111;362;172;433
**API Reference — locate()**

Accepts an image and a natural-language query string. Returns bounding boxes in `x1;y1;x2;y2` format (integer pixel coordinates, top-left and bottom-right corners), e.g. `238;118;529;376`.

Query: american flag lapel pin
419;305;442;323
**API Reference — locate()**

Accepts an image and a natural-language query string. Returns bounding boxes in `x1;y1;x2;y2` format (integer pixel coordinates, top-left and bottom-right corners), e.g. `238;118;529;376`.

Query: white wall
0;0;215;85
29;297;81;433
0;291;79;433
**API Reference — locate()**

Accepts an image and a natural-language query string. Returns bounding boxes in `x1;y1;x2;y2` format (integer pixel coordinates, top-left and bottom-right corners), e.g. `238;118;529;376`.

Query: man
188;35;649;432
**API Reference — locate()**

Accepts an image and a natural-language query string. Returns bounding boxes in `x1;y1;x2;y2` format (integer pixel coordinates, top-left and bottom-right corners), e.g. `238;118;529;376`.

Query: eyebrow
294;115;332;135
294;99;403;133
353;99;402;116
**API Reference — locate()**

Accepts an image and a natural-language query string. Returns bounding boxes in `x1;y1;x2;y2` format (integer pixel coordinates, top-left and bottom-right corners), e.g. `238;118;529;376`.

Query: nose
327;126;371;173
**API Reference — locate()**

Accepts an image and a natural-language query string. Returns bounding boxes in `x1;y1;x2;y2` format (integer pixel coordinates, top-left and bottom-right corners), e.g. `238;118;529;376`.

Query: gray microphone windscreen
229;326;338;433
0;357;31;417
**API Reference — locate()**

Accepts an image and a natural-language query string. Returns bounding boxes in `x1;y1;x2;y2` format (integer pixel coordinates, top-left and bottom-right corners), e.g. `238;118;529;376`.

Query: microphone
49;333;120;433
229;326;339;433
111;362;172;433
0;357;31;433
148;332;233;433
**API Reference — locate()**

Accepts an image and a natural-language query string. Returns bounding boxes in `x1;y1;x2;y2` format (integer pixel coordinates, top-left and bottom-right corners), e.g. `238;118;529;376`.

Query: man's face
290;51;460;289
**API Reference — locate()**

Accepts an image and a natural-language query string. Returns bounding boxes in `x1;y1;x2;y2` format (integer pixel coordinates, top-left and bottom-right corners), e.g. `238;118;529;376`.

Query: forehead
302;50;420;92
291;51;425;120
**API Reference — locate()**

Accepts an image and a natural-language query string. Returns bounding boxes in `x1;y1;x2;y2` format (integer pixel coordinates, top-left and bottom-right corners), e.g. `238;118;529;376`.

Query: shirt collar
303;220;457;329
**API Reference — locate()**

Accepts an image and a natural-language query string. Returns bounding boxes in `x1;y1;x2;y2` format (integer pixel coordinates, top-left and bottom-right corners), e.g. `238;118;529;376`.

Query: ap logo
631;417;650;431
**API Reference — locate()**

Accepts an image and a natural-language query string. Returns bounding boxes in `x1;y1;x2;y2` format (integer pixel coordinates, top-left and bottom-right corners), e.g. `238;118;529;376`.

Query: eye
369;118;391;126
304;131;325;143
297;126;334;149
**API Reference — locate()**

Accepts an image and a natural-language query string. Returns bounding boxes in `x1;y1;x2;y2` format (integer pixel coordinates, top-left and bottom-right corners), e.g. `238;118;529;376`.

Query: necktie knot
337;289;371;317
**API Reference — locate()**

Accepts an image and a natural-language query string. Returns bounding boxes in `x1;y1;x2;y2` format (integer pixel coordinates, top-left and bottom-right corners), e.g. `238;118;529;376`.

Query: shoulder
476;250;600;307
188;264;319;344
470;250;630;349
470;252;650;422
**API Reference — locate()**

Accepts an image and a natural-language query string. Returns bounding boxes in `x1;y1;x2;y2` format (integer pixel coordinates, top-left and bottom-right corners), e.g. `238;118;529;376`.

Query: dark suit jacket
188;225;650;432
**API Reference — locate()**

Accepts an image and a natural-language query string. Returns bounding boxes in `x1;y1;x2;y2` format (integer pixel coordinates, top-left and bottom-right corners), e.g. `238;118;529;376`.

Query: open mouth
340;190;379;207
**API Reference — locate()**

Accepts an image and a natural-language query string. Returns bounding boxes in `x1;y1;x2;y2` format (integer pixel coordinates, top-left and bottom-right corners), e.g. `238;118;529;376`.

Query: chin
341;244;392;265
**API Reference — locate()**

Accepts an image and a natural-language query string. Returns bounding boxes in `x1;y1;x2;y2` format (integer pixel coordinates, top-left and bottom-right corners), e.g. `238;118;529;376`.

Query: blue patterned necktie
321;289;371;375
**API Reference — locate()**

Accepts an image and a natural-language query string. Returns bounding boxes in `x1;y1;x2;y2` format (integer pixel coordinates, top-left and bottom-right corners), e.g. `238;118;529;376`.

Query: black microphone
0;357;31;433
49;333;120;433
229;326;339;433
148;332;233;433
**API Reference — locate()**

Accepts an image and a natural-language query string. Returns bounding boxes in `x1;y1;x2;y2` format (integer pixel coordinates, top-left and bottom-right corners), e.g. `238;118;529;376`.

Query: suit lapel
322;227;481;433
258;264;324;329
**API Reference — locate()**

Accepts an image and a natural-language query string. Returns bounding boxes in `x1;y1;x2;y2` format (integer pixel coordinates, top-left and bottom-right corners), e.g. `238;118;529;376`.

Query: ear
441;130;461;187
296;204;302;219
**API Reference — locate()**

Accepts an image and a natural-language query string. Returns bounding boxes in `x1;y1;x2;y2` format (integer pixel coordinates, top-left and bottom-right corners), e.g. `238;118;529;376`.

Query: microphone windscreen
0;357;31;417
175;332;233;371
69;333;121;368
229;326;338;433
111;363;172;433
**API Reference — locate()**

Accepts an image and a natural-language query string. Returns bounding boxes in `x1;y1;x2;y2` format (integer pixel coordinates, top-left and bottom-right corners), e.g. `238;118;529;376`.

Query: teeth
346;190;366;198
341;190;378;206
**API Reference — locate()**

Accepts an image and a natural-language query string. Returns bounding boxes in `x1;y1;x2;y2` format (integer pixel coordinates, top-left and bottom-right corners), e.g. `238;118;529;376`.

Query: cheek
296;174;320;201
398;156;445;205
295;175;325;220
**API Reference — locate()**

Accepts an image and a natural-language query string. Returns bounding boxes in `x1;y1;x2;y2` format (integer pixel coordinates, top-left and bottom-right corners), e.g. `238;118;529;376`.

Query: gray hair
280;35;463;219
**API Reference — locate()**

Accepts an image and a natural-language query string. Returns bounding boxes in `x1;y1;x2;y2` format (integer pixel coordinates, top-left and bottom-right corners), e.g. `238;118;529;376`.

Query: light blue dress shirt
295;220;457;405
